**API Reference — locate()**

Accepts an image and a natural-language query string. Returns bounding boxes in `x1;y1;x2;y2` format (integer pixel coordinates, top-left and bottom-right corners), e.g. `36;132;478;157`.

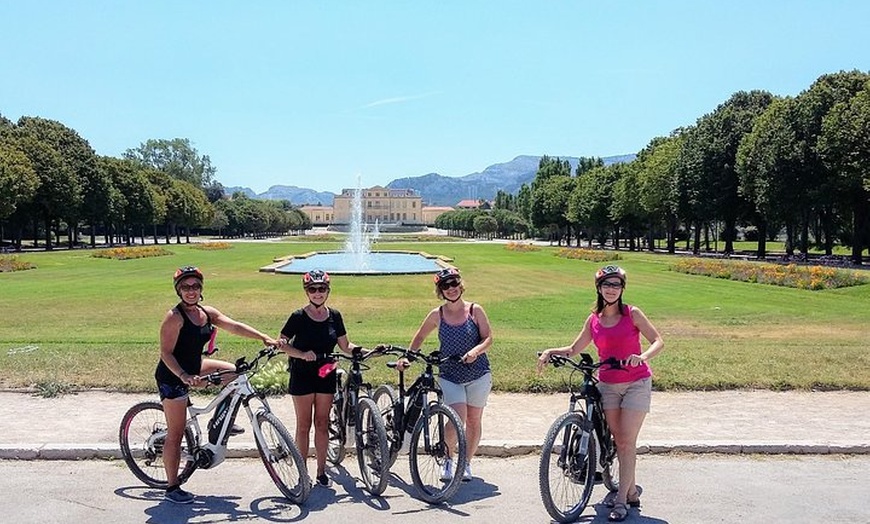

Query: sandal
627;485;643;507
608;502;628;522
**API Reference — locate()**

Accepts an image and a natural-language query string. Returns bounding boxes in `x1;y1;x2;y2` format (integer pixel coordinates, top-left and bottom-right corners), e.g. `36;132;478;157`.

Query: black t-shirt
281;307;347;380
155;303;214;385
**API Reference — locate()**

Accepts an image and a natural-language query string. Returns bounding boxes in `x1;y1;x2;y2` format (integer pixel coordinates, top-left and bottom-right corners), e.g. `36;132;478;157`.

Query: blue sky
2;1;868;194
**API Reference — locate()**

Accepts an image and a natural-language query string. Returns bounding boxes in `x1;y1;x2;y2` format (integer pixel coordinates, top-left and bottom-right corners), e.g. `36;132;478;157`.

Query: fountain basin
261;250;451;275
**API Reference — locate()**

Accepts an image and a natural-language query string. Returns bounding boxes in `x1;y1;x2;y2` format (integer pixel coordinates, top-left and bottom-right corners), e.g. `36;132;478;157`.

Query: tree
817;81;870;264
15;117;94;249
473;214;498;239
636;133;683;252
0;138;39;220
124;138;216;188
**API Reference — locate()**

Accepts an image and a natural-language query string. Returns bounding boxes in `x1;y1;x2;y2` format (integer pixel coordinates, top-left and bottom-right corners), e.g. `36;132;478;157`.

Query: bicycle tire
255;411;311;504
602;441;620;492
408;403;467;504
326;392;346;466
371;384;399;467
118;401;197;489
539;412;597;523
354;397;390;495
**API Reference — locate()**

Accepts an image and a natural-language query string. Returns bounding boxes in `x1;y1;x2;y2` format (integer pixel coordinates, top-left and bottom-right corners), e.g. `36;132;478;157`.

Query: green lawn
1;241;868;392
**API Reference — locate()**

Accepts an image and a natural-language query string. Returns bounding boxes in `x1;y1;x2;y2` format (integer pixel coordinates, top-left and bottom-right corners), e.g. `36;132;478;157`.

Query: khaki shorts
597;377;651;412
440;373;492;408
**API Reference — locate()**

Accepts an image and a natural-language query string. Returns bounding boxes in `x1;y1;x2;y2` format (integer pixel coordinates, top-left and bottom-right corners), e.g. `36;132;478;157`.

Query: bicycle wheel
255;411;311;504
408;403;467;504
118;401;196;488
354;397;390;495
326;393;346;466
539;412;597;523
371;385;399;466
602;440;620;492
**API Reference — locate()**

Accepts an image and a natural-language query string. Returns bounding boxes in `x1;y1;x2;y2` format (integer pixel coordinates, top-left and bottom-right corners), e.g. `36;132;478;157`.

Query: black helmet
173;266;203;290
595;265;626;287
302;269;330;289
434;267;461;286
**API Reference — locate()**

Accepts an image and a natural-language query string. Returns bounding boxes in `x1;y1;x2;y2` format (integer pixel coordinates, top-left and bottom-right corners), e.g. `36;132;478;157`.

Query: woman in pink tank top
537;265;664;522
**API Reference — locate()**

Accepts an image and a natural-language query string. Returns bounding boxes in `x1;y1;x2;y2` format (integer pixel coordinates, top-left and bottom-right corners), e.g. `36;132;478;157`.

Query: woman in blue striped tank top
402;267;493;482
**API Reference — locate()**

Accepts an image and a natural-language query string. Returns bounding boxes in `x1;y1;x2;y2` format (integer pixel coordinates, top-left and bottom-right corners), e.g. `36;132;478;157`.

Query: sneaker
399;433;412;455
316;473;331;487
440;459;454;482
164;485;194;504
229;424;245;436
462;463;473;482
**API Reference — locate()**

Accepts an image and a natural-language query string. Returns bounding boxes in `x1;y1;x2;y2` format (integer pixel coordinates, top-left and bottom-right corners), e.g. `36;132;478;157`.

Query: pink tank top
589;305;651;384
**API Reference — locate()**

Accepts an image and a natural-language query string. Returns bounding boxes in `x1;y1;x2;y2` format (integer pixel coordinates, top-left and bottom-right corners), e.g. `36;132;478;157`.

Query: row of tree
3;70;867;262
434;70;870;264
0;118;310;250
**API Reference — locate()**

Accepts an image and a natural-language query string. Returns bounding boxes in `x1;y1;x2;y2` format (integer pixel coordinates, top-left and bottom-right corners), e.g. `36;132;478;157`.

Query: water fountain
265;178;448;275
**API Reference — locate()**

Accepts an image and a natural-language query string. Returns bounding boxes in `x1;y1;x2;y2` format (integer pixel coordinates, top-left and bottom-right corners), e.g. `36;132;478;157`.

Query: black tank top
154;303;214;385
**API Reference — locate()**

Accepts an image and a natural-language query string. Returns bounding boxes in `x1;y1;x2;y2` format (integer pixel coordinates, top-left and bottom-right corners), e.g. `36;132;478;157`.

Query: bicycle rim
255;411;311;504
118;401;196;489
354;397;390;495
538;412;596;523
408;403;467;504
602;442;620;492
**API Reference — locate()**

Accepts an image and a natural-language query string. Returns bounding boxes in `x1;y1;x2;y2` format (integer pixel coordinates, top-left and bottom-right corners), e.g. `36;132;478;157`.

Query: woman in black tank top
156;266;277;504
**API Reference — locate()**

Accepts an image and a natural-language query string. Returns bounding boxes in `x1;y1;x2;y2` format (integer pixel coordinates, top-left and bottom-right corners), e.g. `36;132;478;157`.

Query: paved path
2;389;868;459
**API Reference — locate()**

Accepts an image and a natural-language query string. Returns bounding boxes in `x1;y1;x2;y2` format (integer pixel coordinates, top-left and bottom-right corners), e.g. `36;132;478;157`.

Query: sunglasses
306;285;329;294
438;280;461;290
599;281;624;289
179;283;202;292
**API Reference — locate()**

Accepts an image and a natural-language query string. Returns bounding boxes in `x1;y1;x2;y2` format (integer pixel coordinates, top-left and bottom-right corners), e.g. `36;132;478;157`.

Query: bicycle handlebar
376;344;463;367
539;353;625;372
201;345;281;384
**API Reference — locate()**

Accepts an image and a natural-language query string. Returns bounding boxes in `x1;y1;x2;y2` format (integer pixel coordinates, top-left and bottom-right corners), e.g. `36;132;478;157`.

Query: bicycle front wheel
539;412;596;523
354;397;390;495
408;403;467;504
255;411;311;504
118;401;196;488
602;441;620;492
326;394;346;466
371;385;399;467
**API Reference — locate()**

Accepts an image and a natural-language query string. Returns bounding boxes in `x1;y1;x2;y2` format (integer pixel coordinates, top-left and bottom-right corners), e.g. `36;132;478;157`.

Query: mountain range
223;154;635;207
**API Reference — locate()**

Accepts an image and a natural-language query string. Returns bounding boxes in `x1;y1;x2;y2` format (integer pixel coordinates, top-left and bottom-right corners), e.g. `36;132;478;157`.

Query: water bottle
208;396;231;444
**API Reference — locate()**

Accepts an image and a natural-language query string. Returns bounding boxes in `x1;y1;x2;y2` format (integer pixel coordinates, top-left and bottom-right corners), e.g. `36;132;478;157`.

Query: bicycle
538;353;623;523
370;345;468;504
322;347;391;495
119;346;311;504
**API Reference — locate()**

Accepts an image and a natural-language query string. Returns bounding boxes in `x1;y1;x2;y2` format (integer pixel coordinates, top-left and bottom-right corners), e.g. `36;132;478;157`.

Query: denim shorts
439;372;492;408
597;377;651;412
157;381;190;401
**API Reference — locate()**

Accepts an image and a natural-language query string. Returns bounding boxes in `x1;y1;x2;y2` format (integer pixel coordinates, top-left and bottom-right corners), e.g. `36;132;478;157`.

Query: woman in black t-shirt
277;270;359;487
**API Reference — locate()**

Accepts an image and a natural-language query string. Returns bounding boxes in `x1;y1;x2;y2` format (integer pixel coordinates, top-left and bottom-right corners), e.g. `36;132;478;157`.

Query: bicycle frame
185;371;274;470
386;348;446;452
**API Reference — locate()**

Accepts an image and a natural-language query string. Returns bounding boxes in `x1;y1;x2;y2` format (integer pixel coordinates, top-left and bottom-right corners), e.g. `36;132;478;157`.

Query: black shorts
157;380;190;400
289;369;337;396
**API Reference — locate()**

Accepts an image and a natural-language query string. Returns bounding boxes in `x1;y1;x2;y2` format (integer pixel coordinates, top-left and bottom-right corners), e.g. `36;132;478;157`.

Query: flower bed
553;247;621;263
91;246;173;260
192;242;233;250
670;257;867;290
505;242;541;252
0;255;36;272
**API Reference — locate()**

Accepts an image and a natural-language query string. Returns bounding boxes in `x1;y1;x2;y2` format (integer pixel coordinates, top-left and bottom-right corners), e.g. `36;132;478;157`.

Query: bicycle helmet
433;267;461;286
302;269;330;289
173;265;204;290
594;265;627;287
